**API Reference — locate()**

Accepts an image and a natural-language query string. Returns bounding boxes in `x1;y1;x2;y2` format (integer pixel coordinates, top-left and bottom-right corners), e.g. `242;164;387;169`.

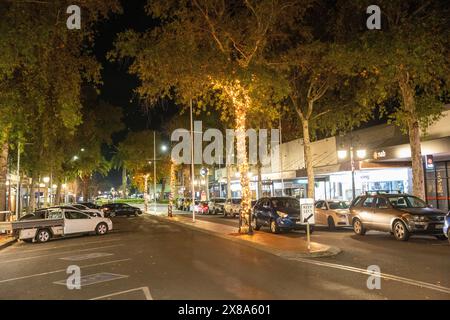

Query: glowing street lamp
337;147;367;200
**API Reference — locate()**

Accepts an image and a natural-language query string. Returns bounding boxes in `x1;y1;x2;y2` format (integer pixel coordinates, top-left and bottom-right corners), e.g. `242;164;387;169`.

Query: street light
337;147;367;200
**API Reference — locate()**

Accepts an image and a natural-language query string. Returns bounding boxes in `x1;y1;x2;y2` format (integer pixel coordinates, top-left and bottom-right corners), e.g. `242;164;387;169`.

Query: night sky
93;0;179;188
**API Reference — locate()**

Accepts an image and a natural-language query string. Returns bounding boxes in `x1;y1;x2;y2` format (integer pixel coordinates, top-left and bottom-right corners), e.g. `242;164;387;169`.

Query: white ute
0;208;113;243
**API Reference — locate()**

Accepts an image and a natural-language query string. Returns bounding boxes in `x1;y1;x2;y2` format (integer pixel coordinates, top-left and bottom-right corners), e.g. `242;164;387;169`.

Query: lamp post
337;147;367;200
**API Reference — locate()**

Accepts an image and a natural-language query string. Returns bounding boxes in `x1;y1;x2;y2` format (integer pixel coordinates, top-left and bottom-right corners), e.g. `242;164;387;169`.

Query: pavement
0;206;449;300
0;233;15;250
151;212;341;258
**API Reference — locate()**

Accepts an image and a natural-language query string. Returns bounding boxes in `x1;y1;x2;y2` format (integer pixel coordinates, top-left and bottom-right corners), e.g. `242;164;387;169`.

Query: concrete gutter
149;213;341;259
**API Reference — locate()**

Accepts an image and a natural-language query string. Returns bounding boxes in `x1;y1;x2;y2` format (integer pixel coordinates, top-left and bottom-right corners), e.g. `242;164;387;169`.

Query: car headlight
277;211;288;218
413;215;428;222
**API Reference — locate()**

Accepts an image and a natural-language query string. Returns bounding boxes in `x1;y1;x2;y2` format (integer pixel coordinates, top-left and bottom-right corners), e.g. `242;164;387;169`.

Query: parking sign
299;198;315;224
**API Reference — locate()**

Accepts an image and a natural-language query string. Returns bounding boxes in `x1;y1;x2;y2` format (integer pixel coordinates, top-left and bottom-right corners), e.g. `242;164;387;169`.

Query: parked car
193;201;209;214
315;200;351;230
350;193;447;241
223;198;242;218
11;208;112;243
252;196;312;234
77;202;101;210
68;204;104;217
176;198;185;210
182;198;192;211
101;203;142;217
444;212;450;244
208;198;226;215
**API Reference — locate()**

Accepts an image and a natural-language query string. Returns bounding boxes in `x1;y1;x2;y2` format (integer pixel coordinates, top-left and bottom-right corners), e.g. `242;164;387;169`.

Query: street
0;212;449;300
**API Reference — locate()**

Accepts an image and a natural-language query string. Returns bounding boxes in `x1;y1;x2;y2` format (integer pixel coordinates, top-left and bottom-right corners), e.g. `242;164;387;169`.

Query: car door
253;199;264;224
261;199;273;226
315;201;327;225
371;197;394;231
64;211;95;234
359;197;376;228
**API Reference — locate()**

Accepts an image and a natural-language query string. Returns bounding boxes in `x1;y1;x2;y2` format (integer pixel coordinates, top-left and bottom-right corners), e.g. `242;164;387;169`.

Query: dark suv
350;193;447;241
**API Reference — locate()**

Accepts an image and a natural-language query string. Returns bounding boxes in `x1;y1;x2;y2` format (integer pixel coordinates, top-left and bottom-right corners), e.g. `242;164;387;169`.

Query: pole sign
299;198;315;225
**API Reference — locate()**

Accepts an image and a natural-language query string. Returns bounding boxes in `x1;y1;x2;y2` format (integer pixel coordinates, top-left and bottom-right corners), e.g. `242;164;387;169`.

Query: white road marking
289;257;450;294
59;252;114;261
54;272;129;287
0;244;123;264
0;259;131;284
0;238;122;257
90;286;153;300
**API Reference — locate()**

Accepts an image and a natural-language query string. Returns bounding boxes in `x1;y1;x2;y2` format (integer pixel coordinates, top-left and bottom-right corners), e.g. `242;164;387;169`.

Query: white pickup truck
0;208;113;243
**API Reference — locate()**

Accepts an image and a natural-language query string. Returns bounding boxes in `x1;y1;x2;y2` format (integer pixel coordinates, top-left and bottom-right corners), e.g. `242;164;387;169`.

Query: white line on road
289;257;450;294
0;238;122;257
90;286;153;300
0;244;123;264
0;259;131;284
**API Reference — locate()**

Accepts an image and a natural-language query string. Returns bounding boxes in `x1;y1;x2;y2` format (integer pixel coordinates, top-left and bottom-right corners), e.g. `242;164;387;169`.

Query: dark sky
92;0;178;188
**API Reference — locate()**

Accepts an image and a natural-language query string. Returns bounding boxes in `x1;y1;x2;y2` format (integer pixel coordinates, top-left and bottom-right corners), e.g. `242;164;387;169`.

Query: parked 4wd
350;193;447;241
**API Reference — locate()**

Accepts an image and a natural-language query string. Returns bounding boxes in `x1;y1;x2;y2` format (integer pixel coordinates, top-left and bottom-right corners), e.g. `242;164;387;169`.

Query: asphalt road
0;212;449;300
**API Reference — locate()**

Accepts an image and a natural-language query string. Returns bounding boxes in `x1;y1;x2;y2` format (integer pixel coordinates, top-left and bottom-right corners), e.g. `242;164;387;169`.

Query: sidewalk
149;212;341;258
0;233;16;250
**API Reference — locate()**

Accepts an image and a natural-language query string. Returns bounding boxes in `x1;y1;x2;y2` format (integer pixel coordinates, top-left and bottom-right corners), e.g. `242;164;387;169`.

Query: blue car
252;197;313;234
444;212;450;243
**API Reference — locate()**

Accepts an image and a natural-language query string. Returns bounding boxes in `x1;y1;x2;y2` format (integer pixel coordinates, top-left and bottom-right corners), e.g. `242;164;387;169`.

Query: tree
0;1;121;210
112;0;308;233
334;0;450;199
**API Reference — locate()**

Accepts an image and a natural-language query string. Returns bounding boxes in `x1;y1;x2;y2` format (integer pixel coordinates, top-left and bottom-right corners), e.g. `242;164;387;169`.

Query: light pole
190;98;195;223
15;142;21;219
337;147;367;200
153;131;157;214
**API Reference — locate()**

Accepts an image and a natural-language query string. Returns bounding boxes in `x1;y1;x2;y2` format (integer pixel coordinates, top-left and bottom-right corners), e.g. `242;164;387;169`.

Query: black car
101;203;142;217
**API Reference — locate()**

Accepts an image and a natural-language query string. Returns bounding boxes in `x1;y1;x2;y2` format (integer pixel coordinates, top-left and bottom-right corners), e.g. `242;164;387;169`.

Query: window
375;197;389;209
315;201;324;209
65;211;89;220
328;201;349;209
48;210;63;219
362;197;375;208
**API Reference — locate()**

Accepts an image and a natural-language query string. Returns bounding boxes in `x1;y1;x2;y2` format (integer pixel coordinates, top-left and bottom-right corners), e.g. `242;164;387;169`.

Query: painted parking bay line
59;252;114;261
0;244;123;264
90;287;153;300
287;256;450;295
0;258;131;284
54;272;129;287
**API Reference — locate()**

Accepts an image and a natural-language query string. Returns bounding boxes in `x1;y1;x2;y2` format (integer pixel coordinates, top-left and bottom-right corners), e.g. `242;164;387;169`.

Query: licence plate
435;224;444;229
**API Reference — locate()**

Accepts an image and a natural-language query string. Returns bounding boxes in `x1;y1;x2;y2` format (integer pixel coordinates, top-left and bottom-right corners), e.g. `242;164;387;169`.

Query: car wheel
327;216;336;231
308;225;314;234
435;235;447;240
393;220;410;241
448;230;450;244
36;229;51;243
353;218;366;235
96;223;108;235
270;220;280;234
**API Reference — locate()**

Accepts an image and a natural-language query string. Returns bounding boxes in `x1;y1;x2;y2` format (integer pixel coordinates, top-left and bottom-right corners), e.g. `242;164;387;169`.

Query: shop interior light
337;150;348;159
356;149;367;159
43;177;50;183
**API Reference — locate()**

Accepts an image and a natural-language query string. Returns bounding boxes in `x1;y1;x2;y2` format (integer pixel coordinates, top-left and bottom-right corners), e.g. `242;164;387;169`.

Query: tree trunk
0;140;8;211
226;164;232;199
121;167;127;198
302;118;315;199
399;78;425;199
161;178;166;201
55;181;62;205
82;176;90;202
29;172;37;212
257;161;262;199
